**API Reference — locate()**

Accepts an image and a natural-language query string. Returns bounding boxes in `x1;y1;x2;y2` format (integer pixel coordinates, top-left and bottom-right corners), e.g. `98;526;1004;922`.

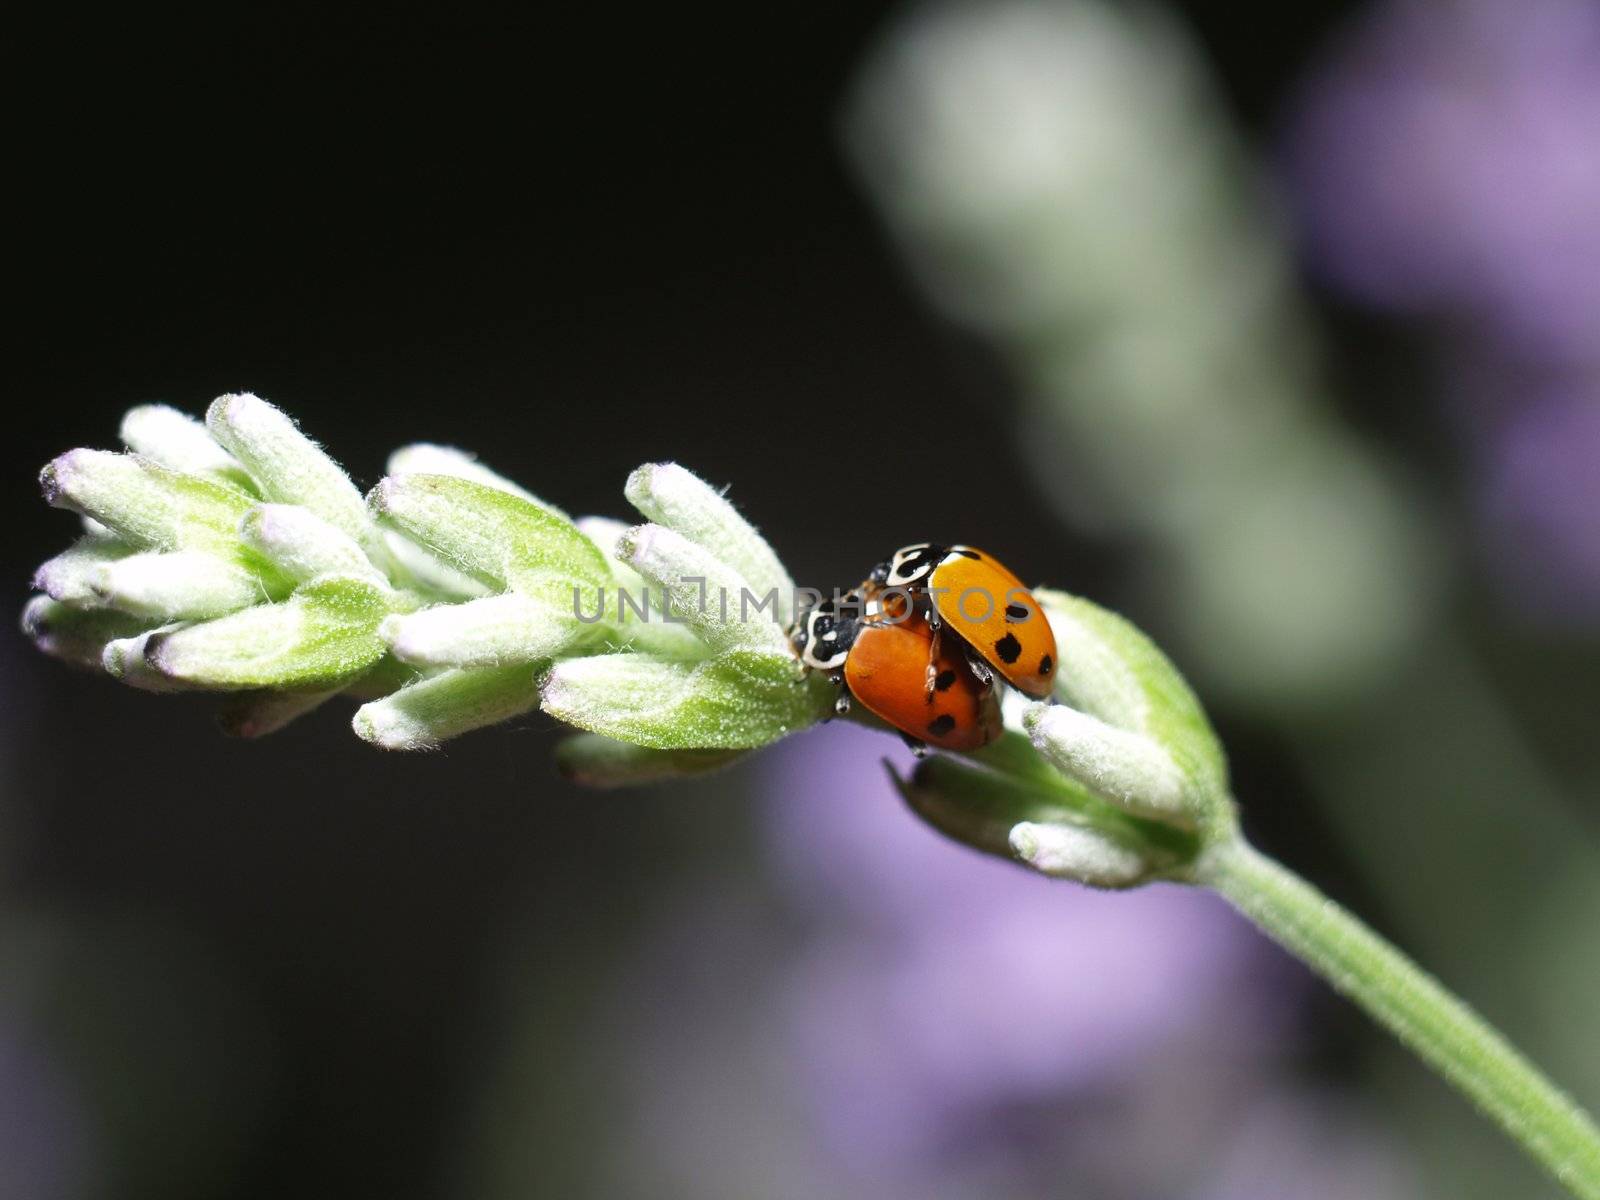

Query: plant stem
1196;837;1600;1200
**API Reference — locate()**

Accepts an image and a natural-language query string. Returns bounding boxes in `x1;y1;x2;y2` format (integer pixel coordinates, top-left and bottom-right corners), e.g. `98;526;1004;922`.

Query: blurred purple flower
0;1011;98;1200
1286;0;1600;621
1477;386;1600;618
762;722;1305;1168
1285;0;1600;365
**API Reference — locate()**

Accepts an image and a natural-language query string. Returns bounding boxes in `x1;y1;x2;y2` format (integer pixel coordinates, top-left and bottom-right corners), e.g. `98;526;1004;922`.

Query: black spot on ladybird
994;633;1022;664
1005;603;1029;622
934;669;957;692
926;714;956;736
1039;654;1053;676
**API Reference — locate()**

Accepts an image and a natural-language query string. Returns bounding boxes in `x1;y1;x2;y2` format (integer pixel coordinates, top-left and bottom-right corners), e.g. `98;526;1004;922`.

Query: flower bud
89;550;261;620
1033;588;1233;839
370;474;608;603
625;463;796;624
617;523;792;656
207;393;382;560
380;593;588;669
1008;821;1148;888
574;516;705;658
539;649;829;750
41;450;253;552
240;503;387;585
22;596;151;669
352;664;541;751
33;536;135;606
1024;703;1190;825
387;444;554;510
103;625;192;692
145;574;391;689
120;404;253;490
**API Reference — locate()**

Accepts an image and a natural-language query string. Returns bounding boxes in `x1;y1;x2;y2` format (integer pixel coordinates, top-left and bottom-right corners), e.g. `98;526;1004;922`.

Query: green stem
1196;837;1600;1200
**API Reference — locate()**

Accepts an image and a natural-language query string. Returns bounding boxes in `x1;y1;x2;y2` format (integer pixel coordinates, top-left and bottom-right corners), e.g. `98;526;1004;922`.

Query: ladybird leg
834;690;852;716
923;620;944;701
963;648;995;692
899;731;929;758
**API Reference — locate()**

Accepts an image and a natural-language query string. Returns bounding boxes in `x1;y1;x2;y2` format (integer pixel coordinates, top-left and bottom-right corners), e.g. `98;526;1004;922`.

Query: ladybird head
790;590;862;672
875;542;944;588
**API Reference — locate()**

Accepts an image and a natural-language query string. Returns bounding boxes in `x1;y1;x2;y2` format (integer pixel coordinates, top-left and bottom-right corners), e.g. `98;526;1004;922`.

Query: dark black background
10;7;1361;1197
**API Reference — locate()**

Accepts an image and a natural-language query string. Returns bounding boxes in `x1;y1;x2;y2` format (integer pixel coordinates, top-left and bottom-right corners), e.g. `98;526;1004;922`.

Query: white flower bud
207;393;380;558
380;530;492;601
380;593;586;669
1009;821;1148;888
145;574;390;688
90;550;261;620
119;404;253;489
1034;588;1232;837
41;450;252;551
624;463;796;624
33;536;135;606
22;596;151;668
240;503;386;585
617;523;791;656
1025;702;1191;824
540;649;826;750
103;624;193;692
371;474;608;600
352;664;540;751
574;516;706;658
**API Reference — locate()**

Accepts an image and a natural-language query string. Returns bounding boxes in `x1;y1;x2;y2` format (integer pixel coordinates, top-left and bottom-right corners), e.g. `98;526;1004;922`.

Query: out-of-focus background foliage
7;4;1597;1197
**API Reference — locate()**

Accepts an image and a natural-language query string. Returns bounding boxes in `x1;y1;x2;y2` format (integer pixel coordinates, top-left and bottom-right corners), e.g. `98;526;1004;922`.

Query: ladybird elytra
841;608;1002;752
871;543;1058;700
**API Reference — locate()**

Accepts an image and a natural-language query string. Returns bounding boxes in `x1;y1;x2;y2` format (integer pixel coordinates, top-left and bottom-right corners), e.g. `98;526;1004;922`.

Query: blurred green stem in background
1198;840;1600;1200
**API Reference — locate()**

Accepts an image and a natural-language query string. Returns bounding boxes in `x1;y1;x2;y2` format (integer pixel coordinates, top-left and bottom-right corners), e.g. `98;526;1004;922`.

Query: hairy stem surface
1197;838;1600;1200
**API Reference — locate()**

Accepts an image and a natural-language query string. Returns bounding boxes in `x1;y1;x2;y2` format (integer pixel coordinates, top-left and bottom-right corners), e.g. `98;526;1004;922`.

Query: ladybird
871;543;1057;699
790;591;1002;752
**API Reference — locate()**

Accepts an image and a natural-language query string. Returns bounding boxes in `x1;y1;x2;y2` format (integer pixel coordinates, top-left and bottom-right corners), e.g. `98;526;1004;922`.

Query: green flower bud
386;443;556;512
206;393;381;560
625;463;796;625
539;650;829;750
22;596;154;669
120;404;255;491
616;523;791;656
352;664;540;751
1008;820;1149;888
33;536;137;606
41;450;255;553
1031;587;1233;841
145;574;391;689
88;550;261;620
370;474;608;604
103;625;193;692
240;503;388;586
380;593;588;669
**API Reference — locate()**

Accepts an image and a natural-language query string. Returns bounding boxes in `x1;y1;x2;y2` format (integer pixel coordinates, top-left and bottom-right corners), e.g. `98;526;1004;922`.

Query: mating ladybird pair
789;543;1057;753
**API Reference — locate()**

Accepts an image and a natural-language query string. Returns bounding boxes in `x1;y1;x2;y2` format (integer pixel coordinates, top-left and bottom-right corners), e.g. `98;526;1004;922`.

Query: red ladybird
790;590;1001;752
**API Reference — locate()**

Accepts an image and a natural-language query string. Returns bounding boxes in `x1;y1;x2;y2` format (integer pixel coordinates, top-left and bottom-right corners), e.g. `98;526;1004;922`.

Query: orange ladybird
790;591;1001;752
870;543;1057;699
